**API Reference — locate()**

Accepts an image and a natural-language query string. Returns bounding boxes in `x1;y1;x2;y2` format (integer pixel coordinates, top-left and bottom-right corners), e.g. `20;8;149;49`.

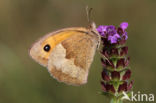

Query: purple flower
108;33;120;44
97;22;133;103
96;22;129;44
99;22;133;100
106;25;116;35
122;31;128;40
96;25;107;37
120;22;128;31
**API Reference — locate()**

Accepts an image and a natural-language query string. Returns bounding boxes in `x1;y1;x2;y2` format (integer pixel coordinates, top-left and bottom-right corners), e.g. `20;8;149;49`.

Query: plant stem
110;97;123;103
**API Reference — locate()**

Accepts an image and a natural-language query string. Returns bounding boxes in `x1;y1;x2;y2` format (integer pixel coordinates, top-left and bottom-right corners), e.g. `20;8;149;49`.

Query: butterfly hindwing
47;30;98;85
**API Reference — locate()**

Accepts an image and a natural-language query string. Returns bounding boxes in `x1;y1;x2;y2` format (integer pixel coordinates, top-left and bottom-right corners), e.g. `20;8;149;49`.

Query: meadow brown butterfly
29;8;100;85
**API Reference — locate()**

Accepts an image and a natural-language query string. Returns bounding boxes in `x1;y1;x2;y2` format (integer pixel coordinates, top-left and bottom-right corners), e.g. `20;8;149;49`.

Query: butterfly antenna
86;6;111;65
86;6;111;64
86;6;101;49
86;6;93;24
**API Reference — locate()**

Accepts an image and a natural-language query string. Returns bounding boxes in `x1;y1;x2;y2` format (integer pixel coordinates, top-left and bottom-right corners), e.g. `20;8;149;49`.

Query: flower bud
111;71;120;80
122;69;131;80
102;69;110;81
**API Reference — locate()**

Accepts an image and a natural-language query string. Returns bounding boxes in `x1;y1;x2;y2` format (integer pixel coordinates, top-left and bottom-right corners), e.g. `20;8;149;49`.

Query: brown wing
47;30;98;85
29;27;88;67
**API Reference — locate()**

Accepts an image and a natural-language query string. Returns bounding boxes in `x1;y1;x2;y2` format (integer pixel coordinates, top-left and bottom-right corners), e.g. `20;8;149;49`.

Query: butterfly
29;8;100;85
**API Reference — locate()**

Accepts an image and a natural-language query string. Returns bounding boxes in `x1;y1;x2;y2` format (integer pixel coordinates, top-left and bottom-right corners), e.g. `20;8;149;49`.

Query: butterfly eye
43;44;51;52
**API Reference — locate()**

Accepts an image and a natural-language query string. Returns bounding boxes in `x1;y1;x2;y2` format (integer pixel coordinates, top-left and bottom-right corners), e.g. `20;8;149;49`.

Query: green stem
110;97;123;103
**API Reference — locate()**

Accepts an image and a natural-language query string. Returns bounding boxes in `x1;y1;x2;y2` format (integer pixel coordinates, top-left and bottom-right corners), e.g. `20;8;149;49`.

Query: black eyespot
43;44;51;52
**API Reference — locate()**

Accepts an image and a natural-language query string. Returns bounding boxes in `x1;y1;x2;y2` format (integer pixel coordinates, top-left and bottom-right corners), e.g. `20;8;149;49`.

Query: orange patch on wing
41;31;78;60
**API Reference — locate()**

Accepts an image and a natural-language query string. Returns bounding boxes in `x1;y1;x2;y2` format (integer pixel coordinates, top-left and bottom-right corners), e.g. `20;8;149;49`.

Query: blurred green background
0;0;156;103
